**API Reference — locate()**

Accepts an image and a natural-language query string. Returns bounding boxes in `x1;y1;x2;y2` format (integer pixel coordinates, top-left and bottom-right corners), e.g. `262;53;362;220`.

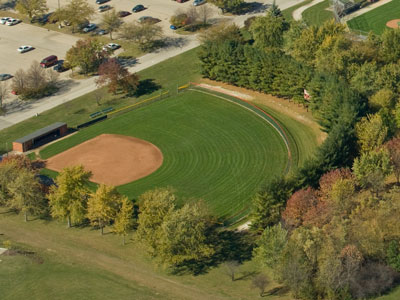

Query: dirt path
0;217;226;300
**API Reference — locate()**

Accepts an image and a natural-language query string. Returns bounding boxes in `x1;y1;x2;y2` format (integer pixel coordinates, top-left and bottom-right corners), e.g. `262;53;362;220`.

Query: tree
385;137;400;184
0;161;21;206
101;9;122;40
113;196;134;245
136;188;176;255
95;58;139;95
66;38;108;74
355;114;388;154
352;149;392;195
224;260;240;281
251;177;293;232
87;184;120;235
119;22;163;51
93;88;105;106
0;82;9;112
369;88;396;111
197;4;213;25
252;274;269;297
282;187;318;228
48;165;92;228
209;0;244;14
249;14;287;51
157;201;215;267
55;0;95;33
253;224;287;277
198;22;242;44
15;0;48;21
7;168;45;222
380;28;400;64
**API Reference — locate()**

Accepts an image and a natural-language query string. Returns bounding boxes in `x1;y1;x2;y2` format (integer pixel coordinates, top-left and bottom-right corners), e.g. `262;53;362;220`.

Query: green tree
251;177;293;232
157;201;215;267
380;28;400;64
352;149;392;195
355;114;388;154
113;196;134;245
55;0;95;33
66;38;108;74
0;161;19;206
15;0;48;20
385;137;400;184
368;88;396;111
87;184;120;235
6;168;45;221
209;0;244;14
249;14;287;51
101;9;122;40
253;224;287;278
198;22;242;44
136;188;176;255
48;165;92;228
119;22;163;51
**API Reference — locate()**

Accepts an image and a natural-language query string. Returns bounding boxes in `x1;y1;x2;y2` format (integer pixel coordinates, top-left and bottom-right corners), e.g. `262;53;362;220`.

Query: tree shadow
134;79;161;97
117;56;138;68
170;229;256;276
235;270;258;281
238;2;269;14
267;286;291;296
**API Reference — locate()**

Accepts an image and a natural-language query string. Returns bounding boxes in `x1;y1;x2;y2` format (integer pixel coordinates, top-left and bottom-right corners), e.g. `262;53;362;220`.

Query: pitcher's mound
386;19;400;29
46;134;163;186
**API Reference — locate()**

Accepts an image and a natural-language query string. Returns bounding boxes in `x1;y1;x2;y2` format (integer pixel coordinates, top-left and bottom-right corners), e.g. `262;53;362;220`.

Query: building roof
14;122;66;144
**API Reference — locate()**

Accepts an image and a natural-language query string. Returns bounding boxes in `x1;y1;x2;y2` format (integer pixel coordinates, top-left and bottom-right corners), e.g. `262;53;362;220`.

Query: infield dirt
46;134;163;186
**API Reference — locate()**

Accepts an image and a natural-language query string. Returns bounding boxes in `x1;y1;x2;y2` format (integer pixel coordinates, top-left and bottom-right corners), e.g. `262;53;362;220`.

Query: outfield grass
40;90;288;220
302;0;334;26
282;0;313;22
347;0;400;34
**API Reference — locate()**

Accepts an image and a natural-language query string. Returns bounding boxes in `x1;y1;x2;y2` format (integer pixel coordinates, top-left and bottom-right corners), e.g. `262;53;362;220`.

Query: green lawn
302;0;334;26
347;0;400;34
0;253;166;300
40;90;289;221
282;0;313;22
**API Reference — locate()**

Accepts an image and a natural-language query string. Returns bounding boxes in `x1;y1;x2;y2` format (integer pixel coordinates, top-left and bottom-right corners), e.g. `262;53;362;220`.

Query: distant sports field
347;0;400;34
40;90;288;221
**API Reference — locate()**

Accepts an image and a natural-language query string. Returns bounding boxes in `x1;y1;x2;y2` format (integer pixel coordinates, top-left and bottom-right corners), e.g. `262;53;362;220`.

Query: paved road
292;0;325;21
0;0;303;131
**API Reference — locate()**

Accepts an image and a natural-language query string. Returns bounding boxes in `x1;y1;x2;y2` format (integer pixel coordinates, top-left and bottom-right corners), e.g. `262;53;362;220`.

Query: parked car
132;4;145;12
96;29;108;35
6;18;21;26
103;43;120;51
83;23;97;33
98;5;111;12
17;45;34;53
170;25;177;30
53;60;69;73
0;74;12;81
40;55;58;68
138;16;160;24
118;11;131;17
0;17;11;25
193;0;206;5
96;0;109;4
177;0;189;2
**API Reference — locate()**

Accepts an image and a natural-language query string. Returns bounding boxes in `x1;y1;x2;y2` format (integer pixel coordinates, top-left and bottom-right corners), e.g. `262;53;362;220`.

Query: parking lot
0;21;79;76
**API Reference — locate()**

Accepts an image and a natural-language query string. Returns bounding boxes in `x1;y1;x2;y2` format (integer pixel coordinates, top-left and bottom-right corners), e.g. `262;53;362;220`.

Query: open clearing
347;0;400;34
40;90;288;221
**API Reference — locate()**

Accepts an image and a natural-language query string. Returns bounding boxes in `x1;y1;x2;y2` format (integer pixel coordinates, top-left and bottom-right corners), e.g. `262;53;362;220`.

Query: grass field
347;0;400;34
40;90;288;221
302;0;334;26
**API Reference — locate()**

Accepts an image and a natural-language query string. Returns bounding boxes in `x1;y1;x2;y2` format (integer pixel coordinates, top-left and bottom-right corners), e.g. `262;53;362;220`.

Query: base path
46;134;163;186
292;0;326;21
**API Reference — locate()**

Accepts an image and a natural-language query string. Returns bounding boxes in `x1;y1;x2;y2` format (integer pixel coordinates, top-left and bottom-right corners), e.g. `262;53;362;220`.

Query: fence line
108;91;169;116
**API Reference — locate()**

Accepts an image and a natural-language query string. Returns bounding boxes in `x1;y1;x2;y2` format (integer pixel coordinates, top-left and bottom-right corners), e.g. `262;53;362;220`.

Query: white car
6;18;21;26
0;17;10;25
103;43;120;51
17;45;34;53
